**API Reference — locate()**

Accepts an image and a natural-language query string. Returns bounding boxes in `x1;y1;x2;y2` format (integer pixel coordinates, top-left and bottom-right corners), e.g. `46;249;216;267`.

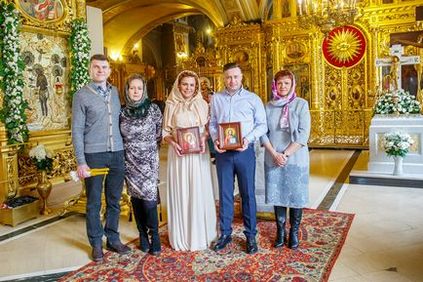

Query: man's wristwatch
283;151;289;158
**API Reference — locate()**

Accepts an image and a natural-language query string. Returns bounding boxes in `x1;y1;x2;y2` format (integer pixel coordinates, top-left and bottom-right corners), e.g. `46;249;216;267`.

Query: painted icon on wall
18;0;64;22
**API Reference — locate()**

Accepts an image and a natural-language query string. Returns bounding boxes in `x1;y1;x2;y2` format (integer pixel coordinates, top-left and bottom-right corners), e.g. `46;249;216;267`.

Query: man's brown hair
90;54;109;63
223;62;241;72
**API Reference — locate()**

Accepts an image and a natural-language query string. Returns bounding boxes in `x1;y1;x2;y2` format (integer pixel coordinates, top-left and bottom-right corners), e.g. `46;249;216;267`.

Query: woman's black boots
274;206;287;248
288;208;303;250
146;206;161;256
131;198;150;252
131;198;161;255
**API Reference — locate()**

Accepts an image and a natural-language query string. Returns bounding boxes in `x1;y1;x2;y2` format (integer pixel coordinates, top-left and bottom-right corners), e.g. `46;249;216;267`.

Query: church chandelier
296;0;361;35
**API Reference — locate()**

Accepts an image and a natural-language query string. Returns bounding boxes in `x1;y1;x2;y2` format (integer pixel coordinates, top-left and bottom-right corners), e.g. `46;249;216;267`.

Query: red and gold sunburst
322;25;366;68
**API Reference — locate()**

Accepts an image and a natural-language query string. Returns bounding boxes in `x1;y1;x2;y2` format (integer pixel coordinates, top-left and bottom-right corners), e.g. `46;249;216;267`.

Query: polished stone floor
0;149;422;281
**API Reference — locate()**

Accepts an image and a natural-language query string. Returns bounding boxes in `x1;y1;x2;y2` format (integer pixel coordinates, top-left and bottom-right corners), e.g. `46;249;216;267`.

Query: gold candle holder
69;168;110;182
89;168;109;176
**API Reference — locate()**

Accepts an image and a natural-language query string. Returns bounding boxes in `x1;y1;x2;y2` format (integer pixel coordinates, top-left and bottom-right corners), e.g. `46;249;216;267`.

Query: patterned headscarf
163;70;209;134
270;70;297;129
122;74;151;118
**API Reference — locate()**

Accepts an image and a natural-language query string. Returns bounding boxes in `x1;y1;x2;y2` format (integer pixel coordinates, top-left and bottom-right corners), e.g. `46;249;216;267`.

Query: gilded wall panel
276;0;420;146
17;147;76;188
265;21;312;104
0;145;20;203
49;148;77;180
17;154;37;187
6;155;18;199
18;131;75;189
215;21;266;100
265;9;412;147
75;0;86;19
324;66;342;110
283;63;311;103
348;65;367;109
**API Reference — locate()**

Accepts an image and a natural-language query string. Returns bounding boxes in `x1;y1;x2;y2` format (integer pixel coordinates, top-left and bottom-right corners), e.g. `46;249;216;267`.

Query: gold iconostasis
0;0;422;212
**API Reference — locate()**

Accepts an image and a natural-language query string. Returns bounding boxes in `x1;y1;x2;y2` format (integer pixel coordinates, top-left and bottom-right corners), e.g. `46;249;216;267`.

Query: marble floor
0;149;422;281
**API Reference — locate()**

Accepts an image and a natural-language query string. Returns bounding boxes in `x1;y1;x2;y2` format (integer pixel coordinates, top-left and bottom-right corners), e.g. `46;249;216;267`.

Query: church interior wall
101;0;422;148
0;0;87;206
261;1;421;147
215;19;267;101
1;0;423;222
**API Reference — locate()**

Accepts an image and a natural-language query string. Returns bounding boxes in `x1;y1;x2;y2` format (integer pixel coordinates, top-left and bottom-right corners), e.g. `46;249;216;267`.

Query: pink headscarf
270;70;297;129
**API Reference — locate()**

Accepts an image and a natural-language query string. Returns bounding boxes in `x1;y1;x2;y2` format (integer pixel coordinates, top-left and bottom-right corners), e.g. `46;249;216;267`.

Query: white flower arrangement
29;144;54;171
69;19;91;100
382;131;414;158
374;89;421;115
0;2;29;144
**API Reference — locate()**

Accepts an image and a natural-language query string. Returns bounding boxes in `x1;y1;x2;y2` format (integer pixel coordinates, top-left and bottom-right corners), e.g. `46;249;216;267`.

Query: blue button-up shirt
209;87;267;143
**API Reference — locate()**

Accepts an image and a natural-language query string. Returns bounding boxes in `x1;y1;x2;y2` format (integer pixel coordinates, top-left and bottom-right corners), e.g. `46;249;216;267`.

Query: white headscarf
162;70;209;135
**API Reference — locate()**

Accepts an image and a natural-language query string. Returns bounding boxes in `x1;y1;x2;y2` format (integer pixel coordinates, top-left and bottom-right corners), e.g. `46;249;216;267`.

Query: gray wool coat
260;97;311;208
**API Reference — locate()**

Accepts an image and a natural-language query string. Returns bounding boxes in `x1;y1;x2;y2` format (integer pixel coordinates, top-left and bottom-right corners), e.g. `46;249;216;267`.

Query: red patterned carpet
60;209;353;281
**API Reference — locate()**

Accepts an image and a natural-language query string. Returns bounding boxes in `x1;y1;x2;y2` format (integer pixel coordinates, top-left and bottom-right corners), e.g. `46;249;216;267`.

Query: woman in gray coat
261;69;311;250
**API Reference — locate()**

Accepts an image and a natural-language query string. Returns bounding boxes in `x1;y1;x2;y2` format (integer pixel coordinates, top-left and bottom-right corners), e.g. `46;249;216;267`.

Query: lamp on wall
176;51;188;59
297;0;361;35
110;51;122;62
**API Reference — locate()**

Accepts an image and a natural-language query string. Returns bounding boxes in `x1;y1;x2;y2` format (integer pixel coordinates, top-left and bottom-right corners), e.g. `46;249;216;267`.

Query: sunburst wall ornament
322;25;366;68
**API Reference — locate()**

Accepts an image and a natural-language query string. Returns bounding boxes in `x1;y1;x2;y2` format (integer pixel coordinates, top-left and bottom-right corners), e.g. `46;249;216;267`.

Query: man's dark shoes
91;246;103;262
246;238;258;254
213;235;232;251
106;241;131;254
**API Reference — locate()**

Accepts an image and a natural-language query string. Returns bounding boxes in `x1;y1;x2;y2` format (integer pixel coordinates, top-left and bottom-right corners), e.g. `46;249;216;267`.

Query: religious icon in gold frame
218;122;242;150
176;126;201;154
17;0;65;23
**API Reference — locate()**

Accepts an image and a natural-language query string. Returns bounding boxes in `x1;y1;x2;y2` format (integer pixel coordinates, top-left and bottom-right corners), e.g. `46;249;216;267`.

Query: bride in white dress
163;70;217;251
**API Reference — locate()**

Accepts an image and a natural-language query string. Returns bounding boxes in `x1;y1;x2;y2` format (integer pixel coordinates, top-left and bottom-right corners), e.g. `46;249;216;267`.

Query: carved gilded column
75;0;86;19
0;85;18;203
0;134;19;204
273;0;282;20
308;32;320;110
290;0;297;18
362;26;377;108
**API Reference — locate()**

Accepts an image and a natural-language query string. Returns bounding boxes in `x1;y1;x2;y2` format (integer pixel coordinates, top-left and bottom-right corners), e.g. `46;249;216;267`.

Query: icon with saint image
176;126;201;154
224;128;238;145
218;122;242;150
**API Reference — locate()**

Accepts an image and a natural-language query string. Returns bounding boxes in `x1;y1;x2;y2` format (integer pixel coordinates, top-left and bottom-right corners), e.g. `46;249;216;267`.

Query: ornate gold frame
14;0;74;34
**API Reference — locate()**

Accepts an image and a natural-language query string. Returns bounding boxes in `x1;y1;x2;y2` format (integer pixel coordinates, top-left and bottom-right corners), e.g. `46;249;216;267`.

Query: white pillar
86;6;104;56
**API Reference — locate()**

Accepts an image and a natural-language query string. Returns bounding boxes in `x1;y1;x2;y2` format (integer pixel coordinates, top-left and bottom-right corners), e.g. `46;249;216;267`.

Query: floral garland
0;2;29;144
69;18;91;100
374;89;421;115
382;131;414;158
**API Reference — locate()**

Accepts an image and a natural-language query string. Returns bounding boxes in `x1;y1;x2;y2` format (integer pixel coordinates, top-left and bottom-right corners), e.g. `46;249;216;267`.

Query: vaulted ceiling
86;0;272;55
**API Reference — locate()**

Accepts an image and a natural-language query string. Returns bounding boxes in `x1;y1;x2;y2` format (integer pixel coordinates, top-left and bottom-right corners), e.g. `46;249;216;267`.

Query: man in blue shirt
209;63;267;254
